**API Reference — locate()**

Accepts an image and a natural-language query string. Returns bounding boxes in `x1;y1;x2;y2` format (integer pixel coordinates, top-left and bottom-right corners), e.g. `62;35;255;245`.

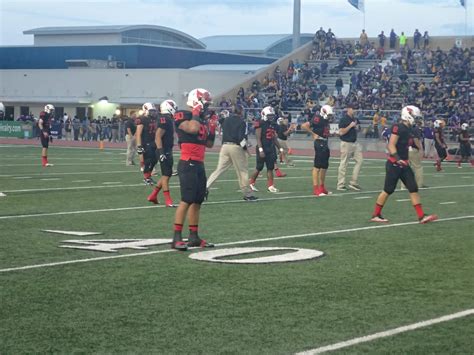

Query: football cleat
249;183;259;192
337;186;348;191
370;215;389;223
348;183;361;191
187;238;214;248
267;185;279;193
143;178;156;186
147;196;159;205
171;240;188;251
419;214;438;224
243;195;258;201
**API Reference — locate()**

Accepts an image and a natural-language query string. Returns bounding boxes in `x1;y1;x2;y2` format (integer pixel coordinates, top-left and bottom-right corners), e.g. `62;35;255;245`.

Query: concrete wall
34;34;121;46
0;68;253;117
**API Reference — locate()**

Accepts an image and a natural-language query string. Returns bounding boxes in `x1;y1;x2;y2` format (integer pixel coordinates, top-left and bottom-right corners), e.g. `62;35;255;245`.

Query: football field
1;144;473;354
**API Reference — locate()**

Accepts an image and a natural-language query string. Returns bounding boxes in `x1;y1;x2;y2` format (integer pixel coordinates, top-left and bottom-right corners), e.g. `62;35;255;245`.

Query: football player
249;106;284;193
136;103;159;185
147;100;177;207
433;119;447;171
172;88;217;251
301;105;333;196
371;105;437;224
457;123;473;168
38;104;55;167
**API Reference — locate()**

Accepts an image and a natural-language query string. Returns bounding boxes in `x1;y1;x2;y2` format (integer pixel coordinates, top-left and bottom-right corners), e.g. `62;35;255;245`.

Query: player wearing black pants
136;103;158;185
457;123;473;168
434;119;447;171
147;100;177;207
172;88;217;251
38;104;55;167
249;106;284;193
371;106;437;224
301;105;333;196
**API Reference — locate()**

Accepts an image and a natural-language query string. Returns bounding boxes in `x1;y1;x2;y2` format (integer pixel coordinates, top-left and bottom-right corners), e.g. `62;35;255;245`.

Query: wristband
258;147;264;153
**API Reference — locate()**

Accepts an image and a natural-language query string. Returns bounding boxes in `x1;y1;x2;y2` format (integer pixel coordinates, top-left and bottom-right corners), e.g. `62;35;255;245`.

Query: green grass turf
0;145;473;354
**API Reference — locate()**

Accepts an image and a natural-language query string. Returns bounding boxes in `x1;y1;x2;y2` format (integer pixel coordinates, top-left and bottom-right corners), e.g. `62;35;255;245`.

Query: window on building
20;106;29;117
54;106;64;120
5;106;14;121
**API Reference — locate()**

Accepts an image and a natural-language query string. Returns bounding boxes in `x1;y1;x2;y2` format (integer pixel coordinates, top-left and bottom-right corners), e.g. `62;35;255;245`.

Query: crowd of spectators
228;27;472;140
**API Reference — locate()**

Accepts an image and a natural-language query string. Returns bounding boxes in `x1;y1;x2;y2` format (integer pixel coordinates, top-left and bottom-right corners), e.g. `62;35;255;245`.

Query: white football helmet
401;105;422;126
142;102;157;116
461;123;469;131
44;104;55;114
320;105;334;120
0;102;4;119
160;100;177;115
261;106;275;121
220;110;230;119
277;117;284;125
186;88;212;108
433;119;442;129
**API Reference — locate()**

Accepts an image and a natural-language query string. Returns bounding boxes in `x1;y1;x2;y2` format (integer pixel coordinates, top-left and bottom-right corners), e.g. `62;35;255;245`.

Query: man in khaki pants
337;106;363;191
206;106;257;201
125;113;137;166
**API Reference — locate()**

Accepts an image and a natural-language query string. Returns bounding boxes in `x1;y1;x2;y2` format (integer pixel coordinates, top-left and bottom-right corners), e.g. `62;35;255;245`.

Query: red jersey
175;110;209;162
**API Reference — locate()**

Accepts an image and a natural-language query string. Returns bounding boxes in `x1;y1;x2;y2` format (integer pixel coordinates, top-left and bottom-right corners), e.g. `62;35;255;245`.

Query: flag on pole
460;0;466;8
348;0;365;12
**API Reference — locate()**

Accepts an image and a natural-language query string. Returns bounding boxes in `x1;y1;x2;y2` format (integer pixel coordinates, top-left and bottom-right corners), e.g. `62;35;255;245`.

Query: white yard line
295;309;474;354
102;182;121;185
40;178;61;181
13;176;33;179
439;201;457;205
71;180;91;183
1;184;473;220
354;196;371;200
396;199;411;202
0;215;472;273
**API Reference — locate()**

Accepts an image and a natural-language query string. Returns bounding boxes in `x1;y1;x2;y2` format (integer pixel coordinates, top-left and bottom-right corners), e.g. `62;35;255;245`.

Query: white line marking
1;162;121;167
295;309;474;355
462;176;472;179
71;180;91;183
102;182;121;185
354;196;371;200
1;184;473;220
40;178;61;181
439;201;457;205
273;192;293;195
42;230;102;236
396;199;411;202
0;215;472;273
0;192;6;197
13;176;32;179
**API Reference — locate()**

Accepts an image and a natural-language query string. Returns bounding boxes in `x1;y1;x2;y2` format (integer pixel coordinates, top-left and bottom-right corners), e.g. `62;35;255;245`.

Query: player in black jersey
38;104;55;167
371;106;437;224
147;100;177;207
433;119;448;171
136;103;159;185
301;105;333;196
172;88;217;251
249;106;284;193
457;123;473;168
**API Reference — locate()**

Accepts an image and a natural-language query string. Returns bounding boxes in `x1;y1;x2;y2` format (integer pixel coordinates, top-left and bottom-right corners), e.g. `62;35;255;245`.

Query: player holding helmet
171;88;217;251
249;106;284;193
136;103;159;185
38;104;55;167
301;104;333;196
371;105;437;224
147;99;178;207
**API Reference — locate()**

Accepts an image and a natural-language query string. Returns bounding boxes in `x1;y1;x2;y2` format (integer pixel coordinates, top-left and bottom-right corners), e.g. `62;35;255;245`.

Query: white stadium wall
0;68;251;117
34;34;122;46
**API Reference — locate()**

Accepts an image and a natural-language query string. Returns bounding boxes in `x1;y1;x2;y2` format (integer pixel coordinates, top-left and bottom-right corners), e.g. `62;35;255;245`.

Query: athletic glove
137;145;144;155
208;115;218;135
156;148;166;162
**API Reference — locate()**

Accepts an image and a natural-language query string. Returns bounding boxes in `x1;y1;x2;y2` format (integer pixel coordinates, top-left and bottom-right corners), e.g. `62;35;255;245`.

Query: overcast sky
0;0;472;46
